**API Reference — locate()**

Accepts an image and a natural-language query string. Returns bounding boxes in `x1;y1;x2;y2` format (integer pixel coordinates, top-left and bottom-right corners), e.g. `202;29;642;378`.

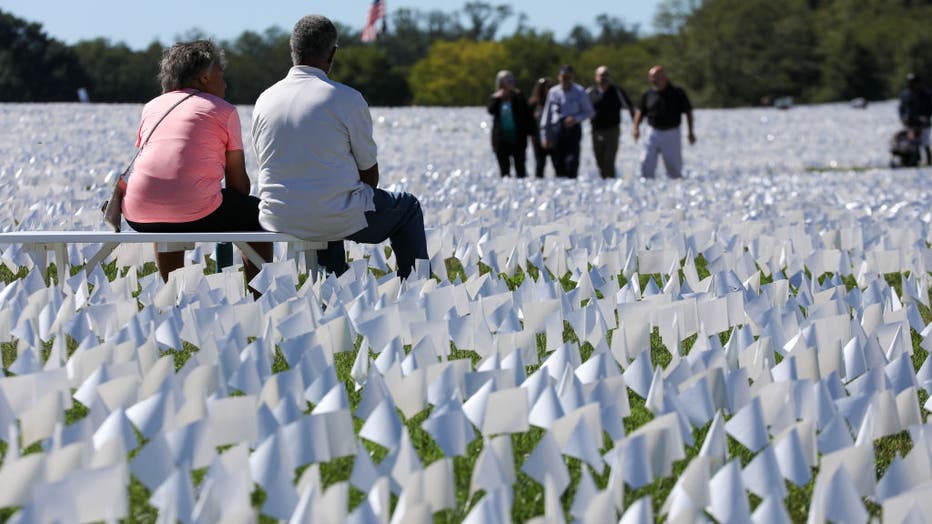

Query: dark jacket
487;90;535;150
899;87;932;128
588;84;634;130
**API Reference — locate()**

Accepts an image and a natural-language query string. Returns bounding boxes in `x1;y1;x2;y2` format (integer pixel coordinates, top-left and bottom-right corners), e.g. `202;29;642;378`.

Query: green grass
0;256;930;522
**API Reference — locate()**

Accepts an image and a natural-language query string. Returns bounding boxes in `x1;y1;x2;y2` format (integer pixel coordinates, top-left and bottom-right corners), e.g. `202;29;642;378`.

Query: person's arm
579;88;595;122
348;91;379;188
632;110;642;142
899;92;908;124
686;111;696;145
224;150;251;195
518;93;535;136
359;163;379;189
540;91;554;148
487;95;500;115
681;88;696;144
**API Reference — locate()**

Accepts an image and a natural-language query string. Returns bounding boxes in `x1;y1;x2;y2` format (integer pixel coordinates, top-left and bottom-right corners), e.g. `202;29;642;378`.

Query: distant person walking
540;65;594;178
633;65;695;179
528;77;555;178
587;65;634;179
487;70;534;178
899;73;932;165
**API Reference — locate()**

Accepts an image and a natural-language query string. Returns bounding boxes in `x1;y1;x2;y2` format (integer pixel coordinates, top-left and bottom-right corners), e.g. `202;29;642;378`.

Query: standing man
540;65;595;178
252;15;428;279
899;73;932;165
587;65;634;179
632;65;696;179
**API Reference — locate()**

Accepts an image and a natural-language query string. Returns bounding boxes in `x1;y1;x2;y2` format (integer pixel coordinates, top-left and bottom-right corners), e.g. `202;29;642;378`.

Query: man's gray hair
291;15;338;66
158;40;224;93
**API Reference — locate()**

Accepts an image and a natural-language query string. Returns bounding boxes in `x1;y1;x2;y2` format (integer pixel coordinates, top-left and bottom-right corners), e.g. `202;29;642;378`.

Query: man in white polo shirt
252;14;427;278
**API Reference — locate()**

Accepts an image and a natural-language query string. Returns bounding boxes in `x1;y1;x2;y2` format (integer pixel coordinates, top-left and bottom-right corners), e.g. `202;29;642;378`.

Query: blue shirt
539;83;595;142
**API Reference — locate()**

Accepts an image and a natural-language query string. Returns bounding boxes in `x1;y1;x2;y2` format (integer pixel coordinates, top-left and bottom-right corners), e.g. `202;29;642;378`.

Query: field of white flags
0;99;931;523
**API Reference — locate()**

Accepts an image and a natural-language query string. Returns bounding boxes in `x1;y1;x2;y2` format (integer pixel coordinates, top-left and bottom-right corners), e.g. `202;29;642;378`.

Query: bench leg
26;244;49;283
85;243;119;274
303;248;320;282
52;243;68;285
233;242;267;269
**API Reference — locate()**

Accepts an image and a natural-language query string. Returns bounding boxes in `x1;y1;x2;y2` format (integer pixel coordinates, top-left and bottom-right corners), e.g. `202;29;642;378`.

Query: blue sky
4;1;662;50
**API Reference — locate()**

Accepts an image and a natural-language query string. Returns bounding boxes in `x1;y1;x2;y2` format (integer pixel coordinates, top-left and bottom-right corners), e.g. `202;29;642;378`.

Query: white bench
0;231;328;284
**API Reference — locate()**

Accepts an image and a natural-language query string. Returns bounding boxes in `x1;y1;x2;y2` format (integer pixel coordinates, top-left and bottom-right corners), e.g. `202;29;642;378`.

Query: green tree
500;31;569;93
222;27;291;104
408;39;507;105
73;39;162;102
459;1;514;41
0;9;88;101
673;0;820;106
331;46;410;106
816;31;885;101
576;42;657;96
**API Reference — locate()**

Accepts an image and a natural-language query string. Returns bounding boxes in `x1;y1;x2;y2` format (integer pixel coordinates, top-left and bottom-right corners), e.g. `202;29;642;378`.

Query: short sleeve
639;92;648;113
679;88;693;113
225;108;244;151
347;92;378;170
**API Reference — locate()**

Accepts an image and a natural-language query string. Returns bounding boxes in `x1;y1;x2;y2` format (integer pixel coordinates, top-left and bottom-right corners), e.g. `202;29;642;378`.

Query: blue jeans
316;189;427;279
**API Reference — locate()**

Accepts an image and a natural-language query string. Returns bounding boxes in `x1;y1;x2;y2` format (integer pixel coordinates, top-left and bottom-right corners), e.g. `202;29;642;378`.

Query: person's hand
542;139;550;150
688;132;697;145
632;127;640;142
492;89;504;98
563;116;577;127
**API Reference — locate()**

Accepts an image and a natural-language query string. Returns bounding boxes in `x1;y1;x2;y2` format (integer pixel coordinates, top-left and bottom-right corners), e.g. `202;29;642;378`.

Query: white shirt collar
289;65;328;79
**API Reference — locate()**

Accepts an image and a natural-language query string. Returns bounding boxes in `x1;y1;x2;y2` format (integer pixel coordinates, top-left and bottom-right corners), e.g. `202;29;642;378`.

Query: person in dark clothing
488;70;535;177
528;77;555;178
899;73;932;165
633;65;696;179
540;65;595;179
587;65;634;179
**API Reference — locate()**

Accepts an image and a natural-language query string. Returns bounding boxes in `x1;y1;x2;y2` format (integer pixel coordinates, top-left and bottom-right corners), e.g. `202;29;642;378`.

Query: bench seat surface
0;231;308;244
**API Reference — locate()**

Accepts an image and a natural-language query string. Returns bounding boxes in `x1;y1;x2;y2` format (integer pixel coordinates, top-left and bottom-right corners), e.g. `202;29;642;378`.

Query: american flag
361;0;386;42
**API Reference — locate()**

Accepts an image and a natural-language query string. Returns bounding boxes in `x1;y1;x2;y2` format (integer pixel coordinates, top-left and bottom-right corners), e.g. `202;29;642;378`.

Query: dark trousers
494;141;527;178
554;124;582;178
530;134;551;178
592;126;620;179
315;189;428;279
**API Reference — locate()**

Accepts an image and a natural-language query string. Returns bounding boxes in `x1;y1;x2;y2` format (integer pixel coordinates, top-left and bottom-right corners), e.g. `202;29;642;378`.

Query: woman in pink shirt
123;40;270;287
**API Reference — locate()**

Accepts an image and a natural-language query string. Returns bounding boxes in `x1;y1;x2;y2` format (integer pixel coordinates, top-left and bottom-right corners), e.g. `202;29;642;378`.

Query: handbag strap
118;90;199;180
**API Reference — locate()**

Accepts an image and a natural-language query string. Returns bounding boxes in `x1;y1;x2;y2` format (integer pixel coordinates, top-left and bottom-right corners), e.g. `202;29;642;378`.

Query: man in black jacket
587;66;634;179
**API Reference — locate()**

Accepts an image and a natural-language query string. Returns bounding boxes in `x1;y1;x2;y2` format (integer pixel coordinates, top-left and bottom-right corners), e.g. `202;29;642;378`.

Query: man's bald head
649;65;668;90
595;65;611;88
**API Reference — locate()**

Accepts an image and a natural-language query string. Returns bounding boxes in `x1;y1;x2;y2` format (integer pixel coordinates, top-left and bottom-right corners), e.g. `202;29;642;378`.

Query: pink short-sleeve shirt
123;89;243;223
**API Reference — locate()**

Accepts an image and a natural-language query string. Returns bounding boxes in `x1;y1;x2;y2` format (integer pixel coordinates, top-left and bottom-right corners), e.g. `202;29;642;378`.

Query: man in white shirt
252;15;427;278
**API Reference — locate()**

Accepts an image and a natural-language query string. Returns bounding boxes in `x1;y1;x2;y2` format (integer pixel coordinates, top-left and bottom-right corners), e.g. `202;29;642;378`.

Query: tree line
2;0;931;107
